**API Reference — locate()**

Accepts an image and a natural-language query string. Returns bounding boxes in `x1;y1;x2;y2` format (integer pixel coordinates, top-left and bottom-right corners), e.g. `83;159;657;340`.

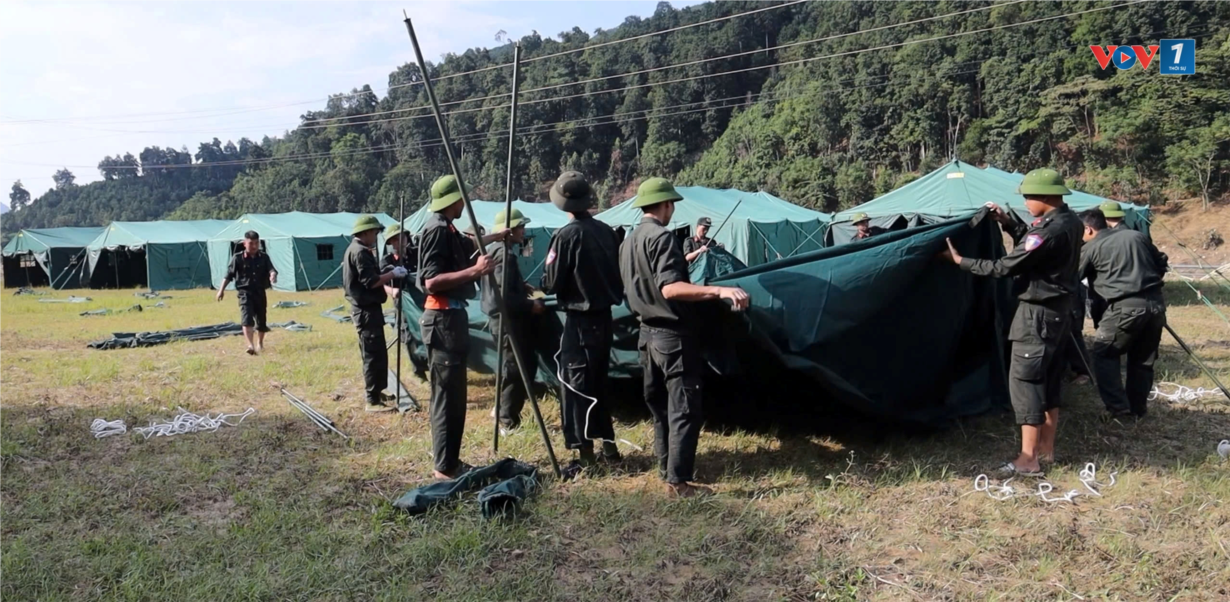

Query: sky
0;1;704;196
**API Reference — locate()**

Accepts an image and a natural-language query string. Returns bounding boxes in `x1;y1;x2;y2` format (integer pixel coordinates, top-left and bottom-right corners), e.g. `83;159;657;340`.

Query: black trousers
237;288;269;332
490;312;539;429
422;308;469;474
639;325;703;484
351;304;387;403
559;310;615;450
1008;302;1070;426
1091;296;1166;416
393;301;429;379
1065;286;1090;376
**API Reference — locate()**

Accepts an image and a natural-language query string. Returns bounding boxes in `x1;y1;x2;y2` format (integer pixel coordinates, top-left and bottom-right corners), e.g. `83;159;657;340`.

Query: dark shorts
237;289;269;332
1007;302;1069;425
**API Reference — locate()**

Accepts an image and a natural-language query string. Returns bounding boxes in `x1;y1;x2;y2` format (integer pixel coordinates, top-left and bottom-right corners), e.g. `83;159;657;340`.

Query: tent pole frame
403;16;560;478
494;42;521;453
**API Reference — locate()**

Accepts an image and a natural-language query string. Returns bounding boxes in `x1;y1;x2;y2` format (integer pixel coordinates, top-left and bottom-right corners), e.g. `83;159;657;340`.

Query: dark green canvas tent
2;226;103;289
208;212;397;292
86;220;231;290
596;187;830;266
830;161;1150;244
399;214;1011;426
405;200;569;286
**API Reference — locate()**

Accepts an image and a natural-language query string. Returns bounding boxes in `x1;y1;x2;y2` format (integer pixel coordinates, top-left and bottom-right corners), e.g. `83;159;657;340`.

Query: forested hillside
6;0;1229;235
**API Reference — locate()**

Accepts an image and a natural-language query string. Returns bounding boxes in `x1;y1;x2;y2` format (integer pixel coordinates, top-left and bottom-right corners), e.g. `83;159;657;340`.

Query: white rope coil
1149;382;1226;403
132;407;255;439
90;418;127;438
973;462;1115;504
1218;440;1229;460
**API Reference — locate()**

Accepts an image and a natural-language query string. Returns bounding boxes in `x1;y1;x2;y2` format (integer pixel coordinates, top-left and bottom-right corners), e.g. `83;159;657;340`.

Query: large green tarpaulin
404;200;570;285
2;226;103;289
596;187;830;266
400;216;1009;427
830;161;1151;244
86;220;231;290
208;212;397;291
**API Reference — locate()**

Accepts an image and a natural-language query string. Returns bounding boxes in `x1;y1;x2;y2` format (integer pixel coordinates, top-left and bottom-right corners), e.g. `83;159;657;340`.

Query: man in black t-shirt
217;230;277;355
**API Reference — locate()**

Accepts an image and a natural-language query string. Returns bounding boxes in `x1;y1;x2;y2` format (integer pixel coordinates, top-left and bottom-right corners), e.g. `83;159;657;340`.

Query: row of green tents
2;163;1148;292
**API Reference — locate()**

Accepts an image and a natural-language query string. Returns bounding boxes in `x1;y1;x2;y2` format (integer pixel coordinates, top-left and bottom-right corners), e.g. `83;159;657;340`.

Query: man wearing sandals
939;168;1084;478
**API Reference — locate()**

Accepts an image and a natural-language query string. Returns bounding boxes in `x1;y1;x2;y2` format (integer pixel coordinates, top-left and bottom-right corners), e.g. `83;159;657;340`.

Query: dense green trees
5;0;1229;237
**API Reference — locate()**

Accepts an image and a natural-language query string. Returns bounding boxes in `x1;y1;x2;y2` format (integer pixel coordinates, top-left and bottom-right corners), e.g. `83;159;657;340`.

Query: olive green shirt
1079;227;1168;303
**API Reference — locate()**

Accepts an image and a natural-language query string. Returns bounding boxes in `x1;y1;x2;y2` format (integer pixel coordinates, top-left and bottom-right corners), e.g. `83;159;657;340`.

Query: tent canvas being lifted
829;160;1151;244
207;212;398;292
596;187;831;266
85;220;231;290
2;226;104;289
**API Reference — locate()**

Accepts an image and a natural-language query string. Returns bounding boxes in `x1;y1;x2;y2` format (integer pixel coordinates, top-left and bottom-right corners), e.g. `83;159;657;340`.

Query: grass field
2;283;1228;601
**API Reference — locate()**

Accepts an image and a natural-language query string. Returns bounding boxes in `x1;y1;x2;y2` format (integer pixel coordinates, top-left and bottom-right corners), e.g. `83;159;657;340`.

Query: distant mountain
0;202;8;214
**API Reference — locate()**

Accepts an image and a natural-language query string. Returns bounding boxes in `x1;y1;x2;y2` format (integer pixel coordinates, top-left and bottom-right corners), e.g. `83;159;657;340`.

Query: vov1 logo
1089;39;1195;74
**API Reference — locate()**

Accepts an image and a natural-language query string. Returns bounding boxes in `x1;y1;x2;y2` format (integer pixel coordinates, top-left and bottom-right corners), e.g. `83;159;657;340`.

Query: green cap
493;208;530;233
352;215;385;235
631;177;683;209
851;212;870;224
384;223;404;239
1017;168;1071;196
1099;200;1125;218
430;175;464;212
550;171;595;213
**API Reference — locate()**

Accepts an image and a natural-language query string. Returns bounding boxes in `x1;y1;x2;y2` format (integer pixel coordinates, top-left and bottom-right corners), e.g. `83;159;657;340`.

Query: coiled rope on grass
973;463;1117;504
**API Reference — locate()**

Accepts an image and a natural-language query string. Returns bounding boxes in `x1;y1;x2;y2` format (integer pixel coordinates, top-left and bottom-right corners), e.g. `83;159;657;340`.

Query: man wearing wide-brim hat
481;207;544;433
542;171;625;467
417;174;506;479
382;223;427;380
618;177;751;497
850;212;885;240
343;215;406;412
1098;200;1126;229
939;168;1084;478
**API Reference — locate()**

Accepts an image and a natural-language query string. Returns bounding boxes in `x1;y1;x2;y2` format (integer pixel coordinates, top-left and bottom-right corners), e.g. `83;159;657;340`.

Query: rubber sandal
995;461;1044;478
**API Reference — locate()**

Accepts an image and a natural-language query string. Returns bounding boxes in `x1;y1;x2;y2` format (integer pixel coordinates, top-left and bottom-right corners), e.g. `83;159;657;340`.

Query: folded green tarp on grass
393;458;538;518
87;320;312;349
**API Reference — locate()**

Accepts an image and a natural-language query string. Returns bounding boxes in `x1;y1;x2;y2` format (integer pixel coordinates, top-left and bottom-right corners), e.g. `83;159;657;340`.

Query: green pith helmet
851;212;870;224
384;223;404;239
430;175;464;212
1017;168;1071;196
352;214;385;235
1099;200;1125;218
551;171;595;213
631;177;683;209
493;208;530;233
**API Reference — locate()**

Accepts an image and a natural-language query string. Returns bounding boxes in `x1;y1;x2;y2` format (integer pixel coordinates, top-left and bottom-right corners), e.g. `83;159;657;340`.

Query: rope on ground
132;407;256;439
973;462;1115;504
1149;381;1227;403
1218;440;1229;460
90;418;127;438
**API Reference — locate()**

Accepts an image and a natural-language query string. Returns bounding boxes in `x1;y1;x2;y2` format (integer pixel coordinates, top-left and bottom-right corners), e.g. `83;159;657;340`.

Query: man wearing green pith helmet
343;215;405;412
939;168;1083;479
417;175;507;479
619;177;751;497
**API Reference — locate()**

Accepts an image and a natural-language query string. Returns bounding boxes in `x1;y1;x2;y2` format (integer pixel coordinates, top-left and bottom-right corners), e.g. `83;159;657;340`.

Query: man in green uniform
1079;208;1168;418
217;230;277;355
939;169;1083;477
343;215;404;412
851;212;886;240
542;172;625;465
381;223;427;380
482;207;544;431
620;177;750;497
418;175;504;479
1099;201;1126;229
682;217;723;263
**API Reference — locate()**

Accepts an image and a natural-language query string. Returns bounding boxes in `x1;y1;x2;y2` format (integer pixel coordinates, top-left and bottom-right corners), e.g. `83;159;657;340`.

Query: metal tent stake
494;42;522;453
403;17;560;478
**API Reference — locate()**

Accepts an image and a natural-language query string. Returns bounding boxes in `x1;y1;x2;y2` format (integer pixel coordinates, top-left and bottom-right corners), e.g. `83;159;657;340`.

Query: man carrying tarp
343;215;405;413
1079;208;1168;419
543;172;625;466
940;168;1083;478
683;216;723;263
851;213;885;240
482;207;544;432
382;223;428;380
216;230;277;355
418;175;505;479
620;177;750;497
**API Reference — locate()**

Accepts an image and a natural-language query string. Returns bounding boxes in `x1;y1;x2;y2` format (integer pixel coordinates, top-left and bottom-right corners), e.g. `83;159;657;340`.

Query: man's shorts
237;289;269;332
